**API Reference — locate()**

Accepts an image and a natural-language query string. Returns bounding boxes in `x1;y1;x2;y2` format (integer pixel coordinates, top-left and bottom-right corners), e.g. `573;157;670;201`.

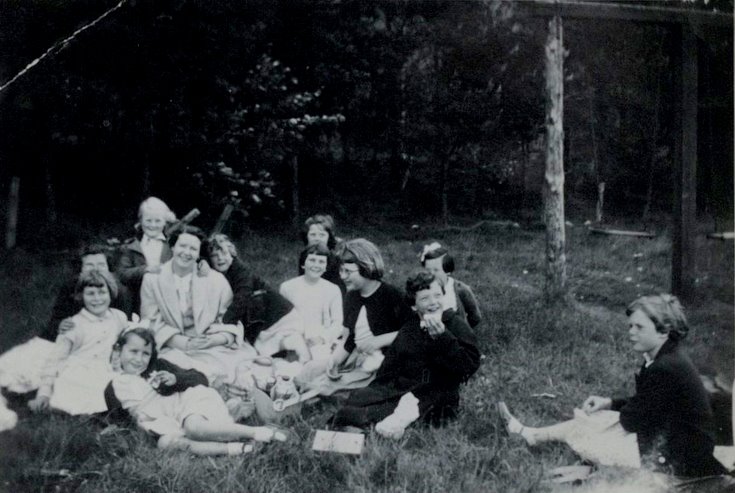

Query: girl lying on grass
419;242;482;329
499;294;727;478
29;270;128;415
105;327;287;456
331;270;481;438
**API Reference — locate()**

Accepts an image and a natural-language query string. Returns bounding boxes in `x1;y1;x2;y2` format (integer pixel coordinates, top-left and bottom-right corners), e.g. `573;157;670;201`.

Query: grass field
0;212;732;492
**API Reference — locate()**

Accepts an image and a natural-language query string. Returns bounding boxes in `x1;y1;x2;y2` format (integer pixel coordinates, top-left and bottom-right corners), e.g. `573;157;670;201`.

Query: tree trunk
44;162;57;223
543;14;566;302
441;156;449;227
291;155;300;227
5;177;20;249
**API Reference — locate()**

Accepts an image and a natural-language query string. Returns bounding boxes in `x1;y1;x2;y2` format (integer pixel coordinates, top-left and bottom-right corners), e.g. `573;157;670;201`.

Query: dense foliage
0;0;731;237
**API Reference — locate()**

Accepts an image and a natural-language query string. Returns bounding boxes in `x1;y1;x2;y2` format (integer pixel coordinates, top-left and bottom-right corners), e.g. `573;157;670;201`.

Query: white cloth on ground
0;337;56;393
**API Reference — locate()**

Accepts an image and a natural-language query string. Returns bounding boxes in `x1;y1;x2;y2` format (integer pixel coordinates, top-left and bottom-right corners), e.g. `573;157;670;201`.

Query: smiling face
303;253;328;281
306;224;330;247
412;280;444;317
210;247;234;273
172;233;201;272
628;309;668;357
82;285;111;316
423;256;449;287
340;262;367;292
141;210;166;239
118;334;153;376
80;253;109;275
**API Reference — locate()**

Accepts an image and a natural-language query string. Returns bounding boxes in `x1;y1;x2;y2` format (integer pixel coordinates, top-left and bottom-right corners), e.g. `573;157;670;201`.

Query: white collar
79;308;112;322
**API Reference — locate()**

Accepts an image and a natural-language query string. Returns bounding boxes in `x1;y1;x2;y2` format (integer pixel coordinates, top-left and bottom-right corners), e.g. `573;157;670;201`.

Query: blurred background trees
0;0;731;243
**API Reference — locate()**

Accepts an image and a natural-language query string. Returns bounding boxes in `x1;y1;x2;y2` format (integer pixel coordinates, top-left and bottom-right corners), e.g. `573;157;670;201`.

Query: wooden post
595;182;605;224
291;155;300;227
671;26;697;300
5;177;20;249
543;14;567;301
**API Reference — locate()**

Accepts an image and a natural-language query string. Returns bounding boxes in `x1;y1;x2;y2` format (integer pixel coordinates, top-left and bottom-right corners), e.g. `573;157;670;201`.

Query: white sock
227;442;253;455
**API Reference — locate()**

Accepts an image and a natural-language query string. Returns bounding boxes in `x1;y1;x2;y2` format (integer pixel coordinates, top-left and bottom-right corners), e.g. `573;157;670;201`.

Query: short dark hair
336;238;384;280
405;270;439;305
113;328;158;377
168;225;206;249
303;243;331;258
74;270;118;303
420;245;455;273
77;244;112;272
300;214;337;249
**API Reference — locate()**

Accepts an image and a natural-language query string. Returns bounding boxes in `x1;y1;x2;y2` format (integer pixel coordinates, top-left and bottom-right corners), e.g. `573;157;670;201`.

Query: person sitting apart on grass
499;294;727;478
207;233;310;364
105;327;286;456
140;226;256;386
297;214;344;293
280;243;344;363
419;242;482;329
39;244;133;342
331;270;480;438
118;197;176;312
29;270;128;415
308;238;412;394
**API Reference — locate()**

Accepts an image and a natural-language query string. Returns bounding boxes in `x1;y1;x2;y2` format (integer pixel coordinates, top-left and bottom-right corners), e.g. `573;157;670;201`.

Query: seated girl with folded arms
105;328;286;456
499;294;726;478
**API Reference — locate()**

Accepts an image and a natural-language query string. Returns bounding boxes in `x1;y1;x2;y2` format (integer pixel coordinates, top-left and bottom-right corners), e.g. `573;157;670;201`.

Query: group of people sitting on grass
0;196;728;481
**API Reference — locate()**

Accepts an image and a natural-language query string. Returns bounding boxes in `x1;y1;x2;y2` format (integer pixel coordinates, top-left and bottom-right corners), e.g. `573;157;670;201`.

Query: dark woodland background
0;0;732;244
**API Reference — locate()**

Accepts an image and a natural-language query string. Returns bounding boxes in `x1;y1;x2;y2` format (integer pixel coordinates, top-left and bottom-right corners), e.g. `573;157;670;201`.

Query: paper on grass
312;430;364;455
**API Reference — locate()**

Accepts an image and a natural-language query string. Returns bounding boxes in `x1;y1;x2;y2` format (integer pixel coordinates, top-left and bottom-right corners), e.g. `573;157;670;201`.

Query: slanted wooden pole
543;14;567;301
672;26;697;301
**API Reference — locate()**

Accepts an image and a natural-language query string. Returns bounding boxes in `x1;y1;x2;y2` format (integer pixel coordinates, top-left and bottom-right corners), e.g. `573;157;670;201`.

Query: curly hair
405;270;439;305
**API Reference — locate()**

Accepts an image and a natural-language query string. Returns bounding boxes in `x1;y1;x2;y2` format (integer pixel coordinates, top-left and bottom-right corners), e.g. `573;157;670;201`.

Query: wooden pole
291;155;300;228
671;26;697;301
5;177;20;249
543;14;567;302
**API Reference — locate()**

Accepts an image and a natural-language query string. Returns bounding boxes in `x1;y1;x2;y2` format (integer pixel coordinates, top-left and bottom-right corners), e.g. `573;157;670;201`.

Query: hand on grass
28;395;50;413
582;395;612;414
58;318;75;333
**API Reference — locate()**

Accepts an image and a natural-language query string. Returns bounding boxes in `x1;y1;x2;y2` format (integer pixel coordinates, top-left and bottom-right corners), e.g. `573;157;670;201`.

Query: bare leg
183;415;287;443
498;402;577;445
281;334;312;363
157;435;253;456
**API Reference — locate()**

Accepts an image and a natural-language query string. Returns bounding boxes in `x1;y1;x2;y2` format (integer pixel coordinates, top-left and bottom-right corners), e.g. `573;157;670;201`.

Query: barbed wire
0;0;128;95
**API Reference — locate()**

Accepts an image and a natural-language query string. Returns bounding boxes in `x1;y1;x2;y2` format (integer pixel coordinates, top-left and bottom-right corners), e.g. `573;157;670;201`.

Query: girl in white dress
28;270;127;415
280;243;343;362
106;328;286;456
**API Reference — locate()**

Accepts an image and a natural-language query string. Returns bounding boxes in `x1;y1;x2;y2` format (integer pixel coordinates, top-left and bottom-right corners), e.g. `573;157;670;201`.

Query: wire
0;0;128;94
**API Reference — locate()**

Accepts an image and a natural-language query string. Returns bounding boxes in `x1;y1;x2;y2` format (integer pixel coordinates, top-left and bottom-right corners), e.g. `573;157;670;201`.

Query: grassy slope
0;218;731;493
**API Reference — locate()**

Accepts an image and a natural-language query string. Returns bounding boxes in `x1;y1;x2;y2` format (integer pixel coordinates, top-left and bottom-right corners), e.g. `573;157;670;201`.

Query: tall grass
0;217;731;492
